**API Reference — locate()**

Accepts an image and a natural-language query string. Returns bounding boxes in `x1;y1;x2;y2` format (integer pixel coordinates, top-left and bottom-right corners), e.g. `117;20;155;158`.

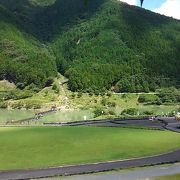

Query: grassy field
153;174;180;180
0;127;180;170
70;93;179;116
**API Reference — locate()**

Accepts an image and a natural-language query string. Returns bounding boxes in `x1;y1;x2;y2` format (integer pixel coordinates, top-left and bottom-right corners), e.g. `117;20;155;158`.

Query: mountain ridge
0;0;179;92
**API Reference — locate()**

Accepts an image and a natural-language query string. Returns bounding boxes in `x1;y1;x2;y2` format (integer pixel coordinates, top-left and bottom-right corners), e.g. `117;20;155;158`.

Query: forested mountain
0;0;179;92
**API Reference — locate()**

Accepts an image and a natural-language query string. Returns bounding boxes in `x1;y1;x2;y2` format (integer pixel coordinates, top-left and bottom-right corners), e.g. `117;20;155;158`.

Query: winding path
0;117;180;180
44;116;180;133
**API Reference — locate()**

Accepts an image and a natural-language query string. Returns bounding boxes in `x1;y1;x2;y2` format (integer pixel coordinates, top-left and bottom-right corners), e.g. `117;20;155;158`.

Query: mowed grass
0;127;180;170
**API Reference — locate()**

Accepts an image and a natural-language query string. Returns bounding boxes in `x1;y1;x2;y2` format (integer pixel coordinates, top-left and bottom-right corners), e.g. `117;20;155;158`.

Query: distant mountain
0;0;179;92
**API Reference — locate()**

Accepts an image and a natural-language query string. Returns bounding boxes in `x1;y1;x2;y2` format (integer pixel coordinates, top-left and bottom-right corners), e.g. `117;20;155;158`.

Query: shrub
157;87;180;104
0;102;8;108
77;92;83;98
142;110;154;115
45;77;54;87
52;83;60;93
71;93;76;99
107;101;116;107
121;108;138;116
16;82;25;90
108;110;116;115
101;98;107;106
11;102;24;109
107;92;112;97
93;108;105;118
138;94;160;104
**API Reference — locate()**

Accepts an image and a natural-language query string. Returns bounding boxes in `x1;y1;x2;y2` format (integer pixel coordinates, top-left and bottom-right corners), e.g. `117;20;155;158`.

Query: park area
0;126;180;170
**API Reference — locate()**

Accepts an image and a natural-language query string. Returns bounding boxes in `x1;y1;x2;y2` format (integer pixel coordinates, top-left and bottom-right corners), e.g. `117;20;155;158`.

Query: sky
120;0;180;20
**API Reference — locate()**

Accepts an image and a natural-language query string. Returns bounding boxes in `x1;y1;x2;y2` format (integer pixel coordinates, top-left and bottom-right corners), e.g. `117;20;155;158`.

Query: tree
85;0;145;7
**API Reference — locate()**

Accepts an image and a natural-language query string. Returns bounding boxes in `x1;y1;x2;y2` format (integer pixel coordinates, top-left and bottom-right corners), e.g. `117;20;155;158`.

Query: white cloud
119;0;137;6
153;0;180;20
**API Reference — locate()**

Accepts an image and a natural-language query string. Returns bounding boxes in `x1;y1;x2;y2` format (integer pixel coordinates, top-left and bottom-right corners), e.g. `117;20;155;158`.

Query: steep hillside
0;0;179;92
0;2;57;88
52;0;180;92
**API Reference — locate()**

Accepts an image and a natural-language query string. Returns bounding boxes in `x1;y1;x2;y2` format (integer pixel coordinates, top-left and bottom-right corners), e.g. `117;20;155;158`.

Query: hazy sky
120;0;180;20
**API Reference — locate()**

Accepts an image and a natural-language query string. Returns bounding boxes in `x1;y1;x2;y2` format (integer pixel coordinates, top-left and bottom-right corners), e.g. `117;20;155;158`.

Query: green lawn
0;127;180;170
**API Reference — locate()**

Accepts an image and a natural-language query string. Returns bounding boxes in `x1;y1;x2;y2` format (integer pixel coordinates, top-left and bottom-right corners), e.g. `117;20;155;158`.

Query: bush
108;110;116;115
77;92;83;98
0;102;8;108
46;77;54;87
107;92;112;97
71;93;76;99
24;101;41;109
12;90;34;100
155;99;162;105
52;83;60;93
157;87;180;104
138;94;160;104
93;108;105;118
11;102;24;109
16;82;25;90
121;108;138;116
26;83;40;92
107;101;116;107
142;110;154;115
101;98;107;106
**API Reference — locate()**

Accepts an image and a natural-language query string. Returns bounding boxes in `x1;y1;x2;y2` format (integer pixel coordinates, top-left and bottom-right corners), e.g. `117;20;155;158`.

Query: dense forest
0;0;179;92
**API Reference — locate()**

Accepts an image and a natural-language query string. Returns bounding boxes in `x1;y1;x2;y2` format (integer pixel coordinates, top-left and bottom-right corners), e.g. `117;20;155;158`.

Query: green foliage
101;98;107;106
93;107;104;118
0;102;8;109
0;90;33;101
77;92;83;98
52;83;60;93
141;110;154;116
157;87;180;104
0;0;179;92
108;110;116;115
138;94;160;104
0;3;57;88
52;0;180;92
138;88;180;105
121;108;139;116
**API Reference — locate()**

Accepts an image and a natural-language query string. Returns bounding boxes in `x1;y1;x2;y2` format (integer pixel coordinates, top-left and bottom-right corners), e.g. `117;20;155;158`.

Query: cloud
153;0;180;20
119;0;137;6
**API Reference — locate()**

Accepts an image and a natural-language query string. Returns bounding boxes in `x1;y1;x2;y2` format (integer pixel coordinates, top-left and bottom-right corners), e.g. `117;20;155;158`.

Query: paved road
45;163;180;180
45;117;180;133
0;149;180;180
157;117;180;133
44;118;163;129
